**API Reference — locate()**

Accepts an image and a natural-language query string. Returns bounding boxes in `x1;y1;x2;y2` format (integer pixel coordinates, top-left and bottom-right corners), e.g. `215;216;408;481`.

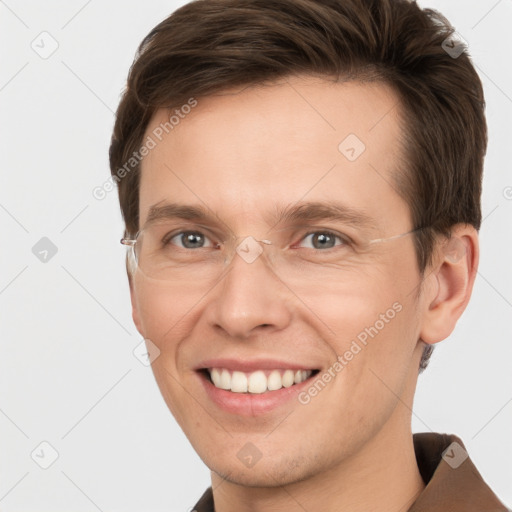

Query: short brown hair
109;0;487;370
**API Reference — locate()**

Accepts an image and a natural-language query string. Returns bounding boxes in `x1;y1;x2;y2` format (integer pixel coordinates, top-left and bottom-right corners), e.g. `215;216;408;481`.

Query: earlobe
419;225;479;345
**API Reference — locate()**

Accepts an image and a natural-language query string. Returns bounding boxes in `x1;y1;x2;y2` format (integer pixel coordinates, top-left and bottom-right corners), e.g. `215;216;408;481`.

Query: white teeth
267;370;282;391
248;371;267;394
282;369;295;388
211;368;221;387
207;368;314;393
231;371;248;393
219;369;231;390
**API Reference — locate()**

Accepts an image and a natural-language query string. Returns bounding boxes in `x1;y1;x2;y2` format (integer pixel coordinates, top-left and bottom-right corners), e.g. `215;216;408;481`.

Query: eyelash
164;229;352;250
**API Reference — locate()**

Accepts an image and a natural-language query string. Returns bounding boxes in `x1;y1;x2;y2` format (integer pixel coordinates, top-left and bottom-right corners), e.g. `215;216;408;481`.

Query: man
109;0;508;510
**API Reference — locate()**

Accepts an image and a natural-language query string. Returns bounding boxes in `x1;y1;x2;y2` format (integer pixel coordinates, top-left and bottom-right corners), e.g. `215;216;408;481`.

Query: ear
419;224;479;345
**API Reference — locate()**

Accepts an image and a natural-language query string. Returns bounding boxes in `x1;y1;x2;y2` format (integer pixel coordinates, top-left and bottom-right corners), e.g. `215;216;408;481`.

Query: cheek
132;280;202;424
306;273;409;345
133;277;203;345
315;308;417;444
309;269;419;405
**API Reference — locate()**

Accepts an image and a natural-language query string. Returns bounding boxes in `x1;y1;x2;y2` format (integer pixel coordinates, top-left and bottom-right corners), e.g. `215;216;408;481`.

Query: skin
129;75;478;511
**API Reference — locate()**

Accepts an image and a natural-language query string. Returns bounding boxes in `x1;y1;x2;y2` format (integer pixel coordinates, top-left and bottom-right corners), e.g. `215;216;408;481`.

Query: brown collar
409;432;506;511
192;433;507;511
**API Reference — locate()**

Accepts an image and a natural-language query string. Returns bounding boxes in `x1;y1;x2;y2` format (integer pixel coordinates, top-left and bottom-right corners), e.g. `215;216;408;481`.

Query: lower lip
197;370;317;416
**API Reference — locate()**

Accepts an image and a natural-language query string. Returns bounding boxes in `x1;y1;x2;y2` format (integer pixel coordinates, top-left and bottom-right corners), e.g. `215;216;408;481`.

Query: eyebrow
270;201;376;230
144;200;376;232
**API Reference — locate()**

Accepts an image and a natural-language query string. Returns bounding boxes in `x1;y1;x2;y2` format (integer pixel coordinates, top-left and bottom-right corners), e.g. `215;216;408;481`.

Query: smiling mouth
200;368;320;394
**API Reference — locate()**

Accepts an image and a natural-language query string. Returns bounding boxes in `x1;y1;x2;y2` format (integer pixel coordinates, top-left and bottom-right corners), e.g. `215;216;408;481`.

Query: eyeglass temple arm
368;226;426;245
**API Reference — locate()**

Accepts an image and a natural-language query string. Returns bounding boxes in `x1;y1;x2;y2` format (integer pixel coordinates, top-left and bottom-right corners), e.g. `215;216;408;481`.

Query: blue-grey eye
300;232;345;249
170;231;214;249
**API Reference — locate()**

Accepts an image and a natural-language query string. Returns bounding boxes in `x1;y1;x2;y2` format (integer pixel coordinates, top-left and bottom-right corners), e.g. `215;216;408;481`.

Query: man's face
131;76;430;486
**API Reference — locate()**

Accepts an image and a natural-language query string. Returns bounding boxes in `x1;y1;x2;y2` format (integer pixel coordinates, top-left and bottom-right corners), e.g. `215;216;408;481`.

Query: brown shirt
192;433;509;511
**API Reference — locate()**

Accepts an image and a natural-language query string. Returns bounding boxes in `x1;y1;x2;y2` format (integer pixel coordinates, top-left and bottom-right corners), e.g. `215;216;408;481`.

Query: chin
207;451;320;488
214;467;304;488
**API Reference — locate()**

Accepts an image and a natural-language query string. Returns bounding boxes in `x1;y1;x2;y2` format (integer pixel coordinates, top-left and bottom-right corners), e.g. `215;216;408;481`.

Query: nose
205;245;294;339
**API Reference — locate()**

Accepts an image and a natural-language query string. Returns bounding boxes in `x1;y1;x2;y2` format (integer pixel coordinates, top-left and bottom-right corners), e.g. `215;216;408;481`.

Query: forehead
139;76;409;232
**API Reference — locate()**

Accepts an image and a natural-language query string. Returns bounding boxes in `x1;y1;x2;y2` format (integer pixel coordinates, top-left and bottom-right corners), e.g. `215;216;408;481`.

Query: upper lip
195;358;319;373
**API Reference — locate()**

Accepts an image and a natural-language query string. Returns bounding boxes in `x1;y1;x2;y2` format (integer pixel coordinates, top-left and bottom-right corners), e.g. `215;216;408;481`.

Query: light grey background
0;0;511;510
